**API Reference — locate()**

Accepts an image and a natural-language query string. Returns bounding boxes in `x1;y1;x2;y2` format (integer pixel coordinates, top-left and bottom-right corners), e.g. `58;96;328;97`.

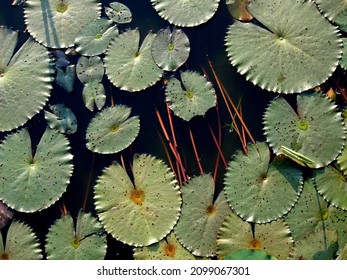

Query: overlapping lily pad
224;249;276;260
0;221;42;260
104;29;163;92
226;0;253;21
174;174;232;257
0;128;73;212
94;154;181;246
24;0;101;48
45;104;77;134
76;56;104;84
86;105;140;154
151;0;220;27
45;210;107;260
105;2;132;24
337;108;347;174
316;0;347;32
224;142;303;224
225;0;342;93
263;92;345;168
0;26;54;132
165;71;216;121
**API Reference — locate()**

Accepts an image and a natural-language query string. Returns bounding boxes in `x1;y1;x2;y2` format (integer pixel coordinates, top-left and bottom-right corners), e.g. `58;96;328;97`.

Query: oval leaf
105;2;132;24
76;55;104;84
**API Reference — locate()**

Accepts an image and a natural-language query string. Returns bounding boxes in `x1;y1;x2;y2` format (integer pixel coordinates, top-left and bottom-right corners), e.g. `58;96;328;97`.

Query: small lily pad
82;80;106;112
55;65;75;93
76;56;104;84
86;105;140;154
45;104;78;135
224;249;276;260
174;174;232;257
0;221;42;260
165;71;216;121
94;154;181;246
151;27;190;71
45;210;107;260
224;142;303;224
105;2;132;24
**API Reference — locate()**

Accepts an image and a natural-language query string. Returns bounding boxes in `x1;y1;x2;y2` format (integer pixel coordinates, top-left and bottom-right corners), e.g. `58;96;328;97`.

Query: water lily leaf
289;229;338;260
165;71;216;121
284;179;329;242
217;212;293;260
94;154;181;246
75;18;119;56
105;2;132;24
337;108;347;174
151;0;220;27
225;0;342;93
45;210;106;260
226;0;253;21
44;104;78;134
337;243;347;260
82;80;106;112
133;231;196;260
0;26;54;132
224;142;303;224
104;29;163;92
0;201;14;230
151;27;190;71
0;128;73;212
54;50;69;69
224;249;276;260
174;174;232;257
76;56;104;84
263;92;345;168
324;206;347;254
55;65;75;93
0;221;42;260
24;0;101;49
340;38;347;70
316;0;347;32
86;105;140;154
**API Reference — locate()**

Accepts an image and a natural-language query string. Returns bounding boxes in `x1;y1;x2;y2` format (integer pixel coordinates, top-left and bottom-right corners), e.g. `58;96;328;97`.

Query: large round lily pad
0;128;73;212
224;142;303;224
94;154;181;246
0;26;54;132
263;92;345;168
225;0;342;93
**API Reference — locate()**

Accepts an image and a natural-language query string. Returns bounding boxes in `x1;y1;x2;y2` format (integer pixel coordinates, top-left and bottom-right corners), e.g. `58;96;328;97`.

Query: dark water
0;0;271;259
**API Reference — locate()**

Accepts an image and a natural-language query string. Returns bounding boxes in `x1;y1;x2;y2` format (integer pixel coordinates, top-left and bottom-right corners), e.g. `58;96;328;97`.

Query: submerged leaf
55;65;75;93
106;2;132;24
44;104;78;134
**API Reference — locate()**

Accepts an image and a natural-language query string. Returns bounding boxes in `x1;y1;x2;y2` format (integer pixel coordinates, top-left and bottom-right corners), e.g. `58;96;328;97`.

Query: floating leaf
316;0;347;32
94;154;181;246
44;104;77;134
226;0;253;21
174;174;232;257
24;0;101;49
324;206;347;253
224;142;303;224
0;128;73;212
263;92;345;168
133;231;195;260
165;71;216;121
337;243;347;260
0;221;42;260
337;108;347;175
151;0;220;27
151;27;190;71
45;210;106;260
0;201;14;230
225;0;342;93
224;249;276;260
340;38;347;70
86;105;140;154
289;229;338;260
55;65;75;93
76;56;104;84
105;2;132;24
0;26;54;132
75;18;119;56
217;212;293;260
104;29;163;92
82;80;106;112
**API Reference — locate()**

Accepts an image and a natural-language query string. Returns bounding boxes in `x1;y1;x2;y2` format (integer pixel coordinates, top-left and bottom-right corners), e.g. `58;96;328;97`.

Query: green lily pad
225;0;342;93
316;0;347;32
76;56;104;84
340;38;347;70
55;65;75;93
0;221;42;260
0;26;54;132
224;142;303;224
224;249;276;260
0;128;73;212
45;210;107;260
86;105;140;154
226;0;253;21
0;202;14;230
217;212;293;260
24;0;101;48
75;18;119;56
289;229;338;260
82;80;106;112
151;27;190;71
104;29;163;92
45;104;78;134
174;174;232;257
151;0;220;27
133;231;195;260
105;2;132;24
165;71;216;121
337;243;347;260
324;206;347;254
337;108;347;174
263;92;345;168
94;154;181;246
